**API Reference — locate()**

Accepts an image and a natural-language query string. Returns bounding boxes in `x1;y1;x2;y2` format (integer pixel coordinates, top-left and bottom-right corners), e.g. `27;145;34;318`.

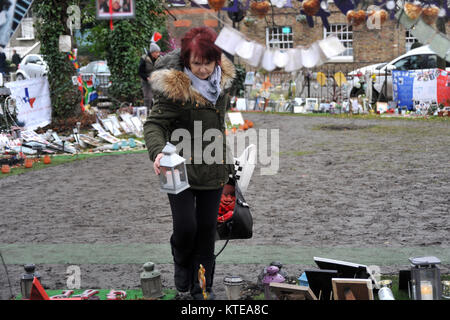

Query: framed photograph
304;269;338;300
305;98;318;112
314;256;370;279
269;282;317;300
332;278;374;300
97;0;135;19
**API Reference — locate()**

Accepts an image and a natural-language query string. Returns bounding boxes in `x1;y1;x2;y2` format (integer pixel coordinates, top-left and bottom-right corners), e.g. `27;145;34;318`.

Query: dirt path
1;114;449;299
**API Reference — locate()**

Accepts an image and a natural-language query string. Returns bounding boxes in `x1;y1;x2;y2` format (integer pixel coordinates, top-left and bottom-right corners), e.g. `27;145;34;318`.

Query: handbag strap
214;239;229;258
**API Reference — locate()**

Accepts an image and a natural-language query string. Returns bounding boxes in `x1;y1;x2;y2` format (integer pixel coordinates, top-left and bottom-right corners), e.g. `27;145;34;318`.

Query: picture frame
314;256;370;279
269;282;318;300
331;278;374;300
305;98;318;112
304;269;339;300
96;0;135;20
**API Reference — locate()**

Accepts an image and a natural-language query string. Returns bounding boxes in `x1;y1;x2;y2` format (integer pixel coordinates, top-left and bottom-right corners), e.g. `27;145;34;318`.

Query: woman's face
189;55;216;80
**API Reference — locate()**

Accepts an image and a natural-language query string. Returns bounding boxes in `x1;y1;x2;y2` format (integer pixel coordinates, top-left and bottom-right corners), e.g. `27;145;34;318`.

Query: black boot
174;261;192;293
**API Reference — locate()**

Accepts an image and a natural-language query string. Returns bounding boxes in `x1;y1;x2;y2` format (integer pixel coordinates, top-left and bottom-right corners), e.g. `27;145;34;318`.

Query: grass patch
243;111;450;122
366;125;449;136
14;288;177;300
0;149;148;179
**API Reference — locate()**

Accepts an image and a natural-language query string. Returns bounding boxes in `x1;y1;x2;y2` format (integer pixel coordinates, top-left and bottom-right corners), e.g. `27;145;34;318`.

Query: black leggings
168;187;223;292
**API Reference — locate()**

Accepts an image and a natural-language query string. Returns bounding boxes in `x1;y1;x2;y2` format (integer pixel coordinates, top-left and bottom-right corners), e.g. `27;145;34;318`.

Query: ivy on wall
85;0;166;105
34;0;81;119
33;0;166;119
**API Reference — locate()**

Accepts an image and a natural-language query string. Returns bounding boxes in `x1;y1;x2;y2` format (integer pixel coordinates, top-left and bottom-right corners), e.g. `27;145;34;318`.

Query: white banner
5;77;52;130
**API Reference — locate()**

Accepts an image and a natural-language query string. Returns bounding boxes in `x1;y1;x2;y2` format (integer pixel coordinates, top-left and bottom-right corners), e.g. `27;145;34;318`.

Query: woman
143;27;235;299
138;41;160;109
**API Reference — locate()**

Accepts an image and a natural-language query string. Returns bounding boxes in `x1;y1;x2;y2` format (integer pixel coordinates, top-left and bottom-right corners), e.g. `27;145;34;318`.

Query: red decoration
218;193;235;223
29;277;50;300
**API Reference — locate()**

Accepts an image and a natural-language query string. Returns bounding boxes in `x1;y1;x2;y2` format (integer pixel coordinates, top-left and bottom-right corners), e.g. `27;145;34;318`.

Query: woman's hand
153;153;164;175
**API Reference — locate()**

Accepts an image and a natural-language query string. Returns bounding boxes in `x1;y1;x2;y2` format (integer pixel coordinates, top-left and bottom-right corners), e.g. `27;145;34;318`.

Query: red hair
180;27;222;68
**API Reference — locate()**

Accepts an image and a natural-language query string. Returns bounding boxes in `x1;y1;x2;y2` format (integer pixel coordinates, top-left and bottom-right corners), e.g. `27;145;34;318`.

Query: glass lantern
140;262;164;299
159;142;189;194
409;256;442;300
20;264;40;299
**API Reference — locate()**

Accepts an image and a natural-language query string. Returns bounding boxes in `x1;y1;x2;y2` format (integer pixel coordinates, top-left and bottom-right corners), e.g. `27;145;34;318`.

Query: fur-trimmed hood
150;49;235;106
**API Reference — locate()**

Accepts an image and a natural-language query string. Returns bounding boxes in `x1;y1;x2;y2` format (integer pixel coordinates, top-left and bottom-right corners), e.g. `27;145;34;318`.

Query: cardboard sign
236;98;247;111
227;112;245;126
5;77;52;130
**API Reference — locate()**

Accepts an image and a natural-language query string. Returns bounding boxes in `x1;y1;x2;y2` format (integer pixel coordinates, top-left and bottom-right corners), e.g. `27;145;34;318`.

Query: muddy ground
1;113;449;300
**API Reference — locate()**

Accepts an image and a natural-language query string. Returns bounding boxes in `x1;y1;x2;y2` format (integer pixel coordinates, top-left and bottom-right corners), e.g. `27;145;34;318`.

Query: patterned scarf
184;65;222;104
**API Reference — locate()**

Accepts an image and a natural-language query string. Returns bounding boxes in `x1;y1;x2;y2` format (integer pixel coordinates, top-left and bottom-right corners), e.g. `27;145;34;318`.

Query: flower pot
43;155;51;164
24;158;33;168
1;165;10;174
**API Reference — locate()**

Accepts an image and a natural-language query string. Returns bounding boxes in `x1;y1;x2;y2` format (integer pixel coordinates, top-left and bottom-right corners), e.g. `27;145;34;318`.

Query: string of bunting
187;1;346;71
214;25;346;71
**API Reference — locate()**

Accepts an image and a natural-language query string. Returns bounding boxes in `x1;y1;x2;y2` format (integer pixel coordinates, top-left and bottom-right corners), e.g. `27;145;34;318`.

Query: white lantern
409;256;442;300
159;142;190;194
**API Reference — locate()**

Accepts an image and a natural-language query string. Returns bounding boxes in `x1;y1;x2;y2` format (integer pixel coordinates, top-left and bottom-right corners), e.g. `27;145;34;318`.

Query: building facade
164;0;448;74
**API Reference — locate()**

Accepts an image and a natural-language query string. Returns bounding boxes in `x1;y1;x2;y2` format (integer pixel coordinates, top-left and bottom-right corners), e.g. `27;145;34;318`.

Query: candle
420;281;433;300
173;169;181;187
165;171;174;189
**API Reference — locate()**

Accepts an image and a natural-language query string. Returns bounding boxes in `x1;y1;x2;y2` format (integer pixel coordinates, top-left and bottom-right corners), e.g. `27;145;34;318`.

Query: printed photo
97;0;135;19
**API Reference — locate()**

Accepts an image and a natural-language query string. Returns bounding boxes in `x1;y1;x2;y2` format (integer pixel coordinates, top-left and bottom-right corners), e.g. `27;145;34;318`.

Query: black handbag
216;182;253;241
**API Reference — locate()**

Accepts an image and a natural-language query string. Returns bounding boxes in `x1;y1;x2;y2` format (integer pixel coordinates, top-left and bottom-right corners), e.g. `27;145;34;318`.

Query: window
393;54;432;70
18;11;34;40
166;0;186;6
324;24;353;62
266;26;293;49
405;30;419;52
25;55;41;64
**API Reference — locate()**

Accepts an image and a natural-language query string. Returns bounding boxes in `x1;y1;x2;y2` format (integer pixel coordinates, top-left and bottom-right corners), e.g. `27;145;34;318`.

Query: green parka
143;49;236;190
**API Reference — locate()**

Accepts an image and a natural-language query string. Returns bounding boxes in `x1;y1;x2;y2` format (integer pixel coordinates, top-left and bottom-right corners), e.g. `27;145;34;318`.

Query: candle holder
223;276;244;300
442;280;450;299
409;256;442;300
262;266;285;300
140;262;164;299
20;264;41;299
159;142;189;194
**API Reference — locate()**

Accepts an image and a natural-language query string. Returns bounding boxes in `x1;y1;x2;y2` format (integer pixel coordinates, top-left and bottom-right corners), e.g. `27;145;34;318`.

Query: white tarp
5;77;52;130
